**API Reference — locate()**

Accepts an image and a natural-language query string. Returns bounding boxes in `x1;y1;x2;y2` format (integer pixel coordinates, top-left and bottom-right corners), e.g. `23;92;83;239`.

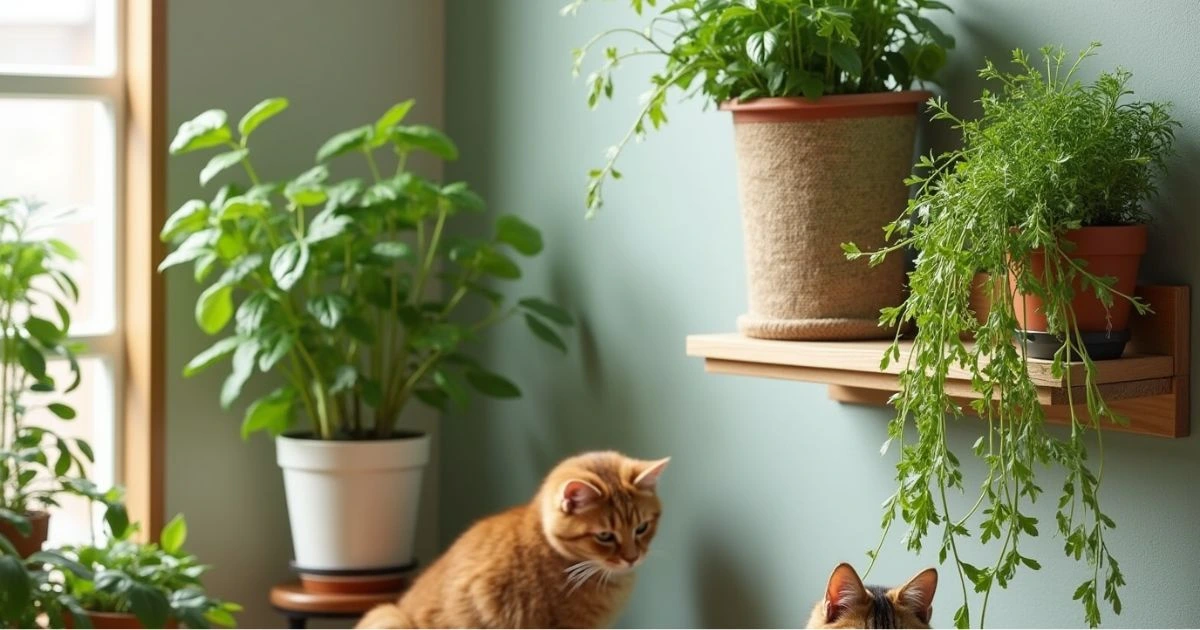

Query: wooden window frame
121;0;166;539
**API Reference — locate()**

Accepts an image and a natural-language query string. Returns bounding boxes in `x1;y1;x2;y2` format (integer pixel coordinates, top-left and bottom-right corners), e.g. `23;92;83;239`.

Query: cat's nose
621;553;639;566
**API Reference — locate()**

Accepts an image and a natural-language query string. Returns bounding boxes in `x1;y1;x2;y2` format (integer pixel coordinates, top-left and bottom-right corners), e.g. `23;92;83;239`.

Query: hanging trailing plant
844;43;1177;628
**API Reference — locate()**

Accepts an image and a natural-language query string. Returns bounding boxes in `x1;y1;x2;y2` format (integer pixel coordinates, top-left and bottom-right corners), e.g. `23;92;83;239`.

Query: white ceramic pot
276;433;431;571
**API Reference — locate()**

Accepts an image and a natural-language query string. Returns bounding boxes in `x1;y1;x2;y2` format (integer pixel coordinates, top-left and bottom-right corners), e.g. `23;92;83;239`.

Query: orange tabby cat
357;451;669;629
807;563;938;629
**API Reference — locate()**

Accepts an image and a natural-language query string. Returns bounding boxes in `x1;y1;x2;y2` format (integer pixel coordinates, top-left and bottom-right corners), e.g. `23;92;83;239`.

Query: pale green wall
164;1;443;626
441;1;1200;627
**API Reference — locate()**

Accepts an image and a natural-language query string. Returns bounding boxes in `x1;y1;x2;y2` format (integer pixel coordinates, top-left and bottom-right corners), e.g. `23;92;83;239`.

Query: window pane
0;98;116;335
25;358;116;545
0;0;114;75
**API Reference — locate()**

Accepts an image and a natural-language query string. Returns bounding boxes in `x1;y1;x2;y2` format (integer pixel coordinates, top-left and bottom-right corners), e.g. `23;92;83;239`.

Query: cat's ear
897;567;937;624
824;563;867;623
559;479;603;514
633;457;670;491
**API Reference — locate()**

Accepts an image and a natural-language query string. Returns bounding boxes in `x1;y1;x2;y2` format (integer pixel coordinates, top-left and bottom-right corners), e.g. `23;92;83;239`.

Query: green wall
442;1;1200;627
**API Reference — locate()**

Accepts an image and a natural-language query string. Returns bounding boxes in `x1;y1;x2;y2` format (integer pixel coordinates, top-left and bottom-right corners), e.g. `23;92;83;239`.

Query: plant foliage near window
565;0;955;213
162;100;574;441
1;514;237;628
844;44;1177;628
0;199;95;528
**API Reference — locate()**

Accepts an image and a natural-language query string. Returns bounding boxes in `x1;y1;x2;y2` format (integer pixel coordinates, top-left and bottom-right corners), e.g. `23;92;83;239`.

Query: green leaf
316;125;372;163
24;315;64;346
161;200;211;242
285;165;329;206
495;214;543;255
830;42;862;77
236;292;274;335
518;297;574;326
0;556;30;619
257;329;294;372
441;182;485;212
242;387;295;439
199;148;249;186
410;324;461;352
372;100;415;147
953;604;970;629
305;208;352;243
221;342;258;408
465;369;521;398
344;316;376;345
524;314;567;353
433;369;468;407
17;338;47;380
183;336;241;377
270;241;310;290
104;502;130;539
330;366;358;395
195;283;234;334
170;109;232;154
479;249;521;279
160;514;188;554
414;387;448;411
127;581;171;629
238;97;289;139
307;294;348;329
393;125;459;160
48;403;76;420
158;229;215;271
371;241;413;260
218;195;269;222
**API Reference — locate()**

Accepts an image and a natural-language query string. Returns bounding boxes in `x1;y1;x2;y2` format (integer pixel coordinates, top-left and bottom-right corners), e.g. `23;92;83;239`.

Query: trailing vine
845;44;1177;627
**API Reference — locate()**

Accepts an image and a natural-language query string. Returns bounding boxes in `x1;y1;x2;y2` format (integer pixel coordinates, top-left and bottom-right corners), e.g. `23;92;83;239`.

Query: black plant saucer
1014;329;1131;361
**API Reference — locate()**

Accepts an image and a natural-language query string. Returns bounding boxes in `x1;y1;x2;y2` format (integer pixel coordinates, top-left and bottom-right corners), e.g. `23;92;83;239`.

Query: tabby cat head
807;563;938;629
539;451;669;573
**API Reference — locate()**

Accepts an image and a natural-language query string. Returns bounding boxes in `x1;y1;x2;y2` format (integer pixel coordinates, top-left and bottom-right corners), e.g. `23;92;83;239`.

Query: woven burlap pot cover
722;91;929;340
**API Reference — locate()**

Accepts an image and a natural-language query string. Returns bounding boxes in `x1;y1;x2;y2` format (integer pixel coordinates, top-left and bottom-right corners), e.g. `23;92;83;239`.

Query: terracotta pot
961;271;996;339
721;91;930;340
1011;225;1147;357
0;510;49;558
75;612;178;629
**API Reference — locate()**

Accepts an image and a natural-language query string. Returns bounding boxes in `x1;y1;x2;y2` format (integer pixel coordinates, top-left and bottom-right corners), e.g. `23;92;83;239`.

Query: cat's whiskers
563;561;604;595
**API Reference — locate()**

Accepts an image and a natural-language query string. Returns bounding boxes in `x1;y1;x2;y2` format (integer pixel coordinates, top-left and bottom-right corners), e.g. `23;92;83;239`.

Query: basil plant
161;100;574;441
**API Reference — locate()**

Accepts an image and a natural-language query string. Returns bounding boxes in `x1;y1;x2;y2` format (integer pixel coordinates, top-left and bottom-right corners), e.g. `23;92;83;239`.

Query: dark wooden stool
269;583;405;629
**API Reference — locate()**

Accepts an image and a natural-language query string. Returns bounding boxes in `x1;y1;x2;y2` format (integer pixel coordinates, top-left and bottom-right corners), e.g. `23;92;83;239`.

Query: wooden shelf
687;286;1190;438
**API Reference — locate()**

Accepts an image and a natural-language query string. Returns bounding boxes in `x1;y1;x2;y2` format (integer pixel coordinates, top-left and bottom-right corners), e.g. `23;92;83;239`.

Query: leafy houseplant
845;44;1177;628
0;514;238;629
161;99;574;580
53;515;239;629
568;0;954;341
0;199;95;557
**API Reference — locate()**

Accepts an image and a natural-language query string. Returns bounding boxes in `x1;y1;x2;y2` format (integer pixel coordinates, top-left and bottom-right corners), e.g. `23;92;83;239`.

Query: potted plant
161;99;574;588
845;44;1177;628
1;506;236;629
0;199;95;558
567;0;954;340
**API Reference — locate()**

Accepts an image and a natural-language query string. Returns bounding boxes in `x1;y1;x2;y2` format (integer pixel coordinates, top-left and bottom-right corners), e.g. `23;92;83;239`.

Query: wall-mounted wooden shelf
687;285;1190;438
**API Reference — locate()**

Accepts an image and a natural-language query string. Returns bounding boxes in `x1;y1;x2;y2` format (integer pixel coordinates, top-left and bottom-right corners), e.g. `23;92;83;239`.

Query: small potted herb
0;199;95;558
53;515;240;629
568;0;954;340
846;44;1177;627
161;99;574;588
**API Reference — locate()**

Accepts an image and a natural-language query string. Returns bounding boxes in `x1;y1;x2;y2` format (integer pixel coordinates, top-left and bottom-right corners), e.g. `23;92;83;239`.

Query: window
0;0;122;543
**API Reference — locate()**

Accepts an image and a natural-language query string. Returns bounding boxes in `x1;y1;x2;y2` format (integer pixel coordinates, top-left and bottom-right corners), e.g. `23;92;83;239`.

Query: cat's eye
635;522;650;535
594;531;615;543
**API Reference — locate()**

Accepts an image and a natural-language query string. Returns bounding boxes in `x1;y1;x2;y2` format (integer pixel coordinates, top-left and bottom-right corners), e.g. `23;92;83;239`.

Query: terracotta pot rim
1057;223;1148;256
721;90;932;122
